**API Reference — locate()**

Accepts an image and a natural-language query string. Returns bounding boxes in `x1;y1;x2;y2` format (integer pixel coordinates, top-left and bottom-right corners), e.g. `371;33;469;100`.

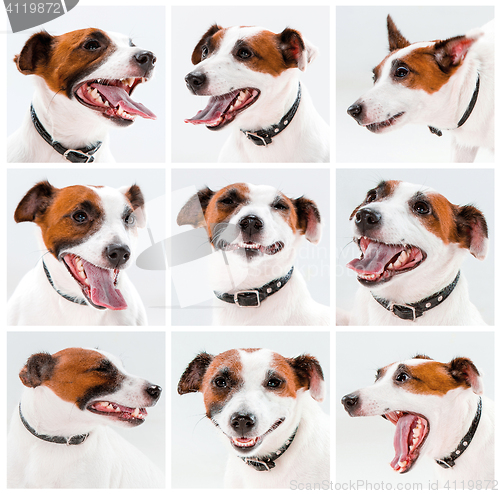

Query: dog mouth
185;88;260;130
216;240;285;257
62;254;127;311
365;112;405;133
347;236;426;286
229;418;285;454
75;77;156;125
87;401;148;425
383;411;429;474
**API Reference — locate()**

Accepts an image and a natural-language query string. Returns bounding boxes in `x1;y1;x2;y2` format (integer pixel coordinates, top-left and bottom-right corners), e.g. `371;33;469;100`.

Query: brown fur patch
350;180;400;220
270;353;301;398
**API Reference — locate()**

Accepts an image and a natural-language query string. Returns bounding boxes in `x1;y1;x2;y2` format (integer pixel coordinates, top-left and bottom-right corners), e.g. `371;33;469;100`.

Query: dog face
14;181;146;310
15;29;156;126
347;15;480;132
184;25;317;130
178;349;324;456
341;355;483;474
20;348;162;428
347;180;487;295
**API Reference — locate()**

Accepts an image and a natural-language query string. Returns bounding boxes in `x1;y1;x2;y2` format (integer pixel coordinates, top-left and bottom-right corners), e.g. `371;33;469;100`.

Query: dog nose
230;413;256;435
146;384;162;400
239;215;264;235
355;208;382;234
185;71;207;93
347;103;363;122
134;50;156;69
341;393;359;411
106;244;131;268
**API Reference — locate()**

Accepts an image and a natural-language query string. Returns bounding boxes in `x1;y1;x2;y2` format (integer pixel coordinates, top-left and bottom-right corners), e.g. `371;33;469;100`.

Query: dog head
341;355;483;474
20;348;162;429
178;348;324;456
15;29;156;126
347;180;487;299
347;15;482;132
184;25;318;130
14;181;146;310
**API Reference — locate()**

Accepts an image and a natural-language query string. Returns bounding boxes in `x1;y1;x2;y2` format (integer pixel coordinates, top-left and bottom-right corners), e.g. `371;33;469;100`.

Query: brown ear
15;31;54;75
293;196;321;244
191;24;222;64
455;205;488;260
448;357;483;395
120;184;146;228
19;352;56;388
14;181;57;223
178;352;213;395
278;28;317;71
177;187;215;228
434;35;478;72
387;15;410;52
287;354;325;402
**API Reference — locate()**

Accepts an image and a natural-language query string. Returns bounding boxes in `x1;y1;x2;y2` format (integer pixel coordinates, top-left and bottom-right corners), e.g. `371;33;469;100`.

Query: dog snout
106;244;131;268
230;412;256;436
355;208;382;234
185;71;207;93
239;215;264;236
145;384;162;404
134;50;156;70
341;393;360;416
347;102;363;122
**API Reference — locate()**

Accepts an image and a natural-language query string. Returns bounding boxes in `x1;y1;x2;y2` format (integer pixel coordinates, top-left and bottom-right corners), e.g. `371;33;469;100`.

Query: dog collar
429;74;480;137
372;271;460;321
30;104;102;163
43;260;88;307
240;427;298;471
214;266;294;308
19;403;90;446
241;83;301;146
436;397;482;469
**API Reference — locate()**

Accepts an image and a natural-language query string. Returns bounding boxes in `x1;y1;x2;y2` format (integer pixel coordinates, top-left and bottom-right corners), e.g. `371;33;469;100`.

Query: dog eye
413;201;430;215
236;48;252;60
394;66;409;78
267;378;282;388
83;40;101;51
395;372;410;382
72;211;88;223
124;213;136;226
201;46;209;59
214;377;227;388
220;197;234;205
366;190;377;203
273;202;288;211
93;360;113;373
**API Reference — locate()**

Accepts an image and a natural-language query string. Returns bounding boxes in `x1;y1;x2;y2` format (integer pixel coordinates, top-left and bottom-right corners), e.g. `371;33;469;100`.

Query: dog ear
279;28;317;71
434;35;479;71
120;184;146;228
177;187;215;228
178;352;213;394
191;24;223;64
387;15;410;52
14;181;57;223
287;354;325;402
15;31;53;75
455;205;488;260
448;357;483;395
19;352;56;388
293;197;322;244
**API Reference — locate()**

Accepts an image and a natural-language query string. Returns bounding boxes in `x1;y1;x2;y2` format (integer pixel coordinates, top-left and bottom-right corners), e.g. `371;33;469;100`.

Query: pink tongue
347;242;403;275
82;260;127;310
390;414;415;469
185;91;238;125
91;83;156;119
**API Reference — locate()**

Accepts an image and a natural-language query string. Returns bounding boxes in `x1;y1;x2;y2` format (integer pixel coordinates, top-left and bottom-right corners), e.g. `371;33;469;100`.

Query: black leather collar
30;104;102;163
240;427;298;471
19;403;90;446
43;260;88;306
372;271;460;321
214;267;294;307
241;83;301;146
436;397;482;469
429;74;480;137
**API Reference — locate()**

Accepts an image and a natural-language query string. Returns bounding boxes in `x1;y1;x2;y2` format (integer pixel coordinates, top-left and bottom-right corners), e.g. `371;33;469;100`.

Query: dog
8;29;156;163
347;16;494;162
184;25;329;162
8;347;164;488
341;355;494;482
338;180;488;326
8;181;147;326
177;183;329;325
178;348;330;488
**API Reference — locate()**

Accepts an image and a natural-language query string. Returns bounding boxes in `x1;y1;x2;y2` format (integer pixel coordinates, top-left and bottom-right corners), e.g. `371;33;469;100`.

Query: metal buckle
389;303;417;321
241;130;269;147
63;149;94;163
435;458;454;469
234;290;261;308
243;457;271;471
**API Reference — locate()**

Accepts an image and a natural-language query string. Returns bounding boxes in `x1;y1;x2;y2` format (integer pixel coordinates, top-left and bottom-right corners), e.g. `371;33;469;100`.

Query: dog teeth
398;461;407;468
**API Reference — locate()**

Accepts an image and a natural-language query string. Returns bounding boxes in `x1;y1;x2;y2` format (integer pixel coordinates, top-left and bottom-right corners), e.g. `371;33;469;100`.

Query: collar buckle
63;148;95;163
234;290;261;307
435;458;455;469
389;303;417;321
242;457;271;471
241;130;270;146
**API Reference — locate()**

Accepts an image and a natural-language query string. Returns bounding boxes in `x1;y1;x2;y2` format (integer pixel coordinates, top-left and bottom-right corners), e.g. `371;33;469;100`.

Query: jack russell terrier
341;355;494;482
8;181;147;326
339;180;488;326
8;28;156;163
178;348;330;488
177;183;330;325
184;25;330;162
347;16;494;163
8;347;164;488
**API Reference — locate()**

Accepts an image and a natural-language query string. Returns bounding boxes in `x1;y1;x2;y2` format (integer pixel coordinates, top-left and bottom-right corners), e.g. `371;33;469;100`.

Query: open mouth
347;236;426;286
75;77;156;125
229;418;284;454
383;411;429;474
185;88;260;130
217;240;284;256
365;112;405;133
62;254;127;310
87;400;148;425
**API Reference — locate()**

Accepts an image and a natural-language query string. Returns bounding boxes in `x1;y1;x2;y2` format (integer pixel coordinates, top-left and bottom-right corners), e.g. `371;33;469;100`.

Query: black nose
106;244;131;268
347;103;363;122
355;208;382;234
341;393;359;412
230;413;256;435
134;50;156;69
239;215;264;236
185;71;207;93
146;384;162;400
